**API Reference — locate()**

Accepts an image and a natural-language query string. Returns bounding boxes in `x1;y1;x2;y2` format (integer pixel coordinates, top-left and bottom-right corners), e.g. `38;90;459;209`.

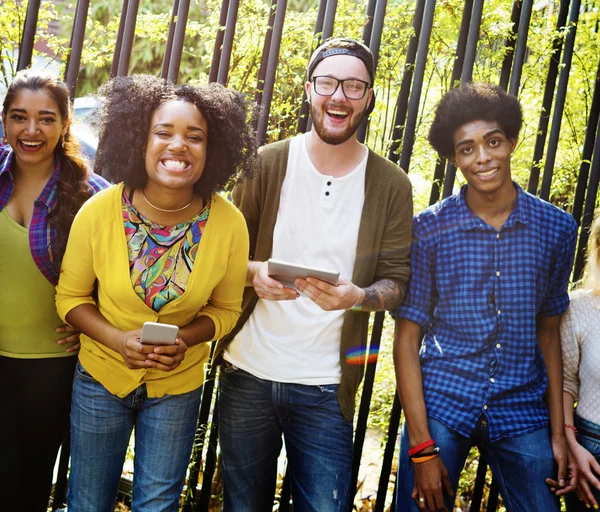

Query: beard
310;101;367;145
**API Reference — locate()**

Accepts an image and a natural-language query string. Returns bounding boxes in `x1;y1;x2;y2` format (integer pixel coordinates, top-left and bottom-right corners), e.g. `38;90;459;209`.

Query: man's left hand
56;324;80;352
295;277;364;311
545;434;578;496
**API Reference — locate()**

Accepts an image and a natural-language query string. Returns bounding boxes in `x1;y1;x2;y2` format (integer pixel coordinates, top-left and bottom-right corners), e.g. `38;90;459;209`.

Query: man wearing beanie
216;38;413;511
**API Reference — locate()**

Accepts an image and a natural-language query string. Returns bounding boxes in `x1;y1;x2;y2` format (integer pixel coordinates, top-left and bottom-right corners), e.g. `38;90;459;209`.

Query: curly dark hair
428;83;523;158
2;70;92;269
93;75;257;196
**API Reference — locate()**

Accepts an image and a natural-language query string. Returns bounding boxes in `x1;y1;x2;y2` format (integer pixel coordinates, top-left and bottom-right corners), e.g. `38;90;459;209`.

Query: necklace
142;190;194;213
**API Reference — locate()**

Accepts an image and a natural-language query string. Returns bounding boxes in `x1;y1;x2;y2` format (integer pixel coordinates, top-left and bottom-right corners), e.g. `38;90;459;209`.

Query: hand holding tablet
267;259;340;291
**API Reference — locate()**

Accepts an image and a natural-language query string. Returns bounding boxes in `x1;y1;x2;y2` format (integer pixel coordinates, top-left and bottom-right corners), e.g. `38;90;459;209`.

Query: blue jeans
564;415;600;512
396;416;560;512
218;364;353;512
68;361;202;512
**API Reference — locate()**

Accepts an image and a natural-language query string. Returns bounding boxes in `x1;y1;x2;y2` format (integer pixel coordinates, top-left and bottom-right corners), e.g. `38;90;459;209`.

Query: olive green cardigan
216;138;413;420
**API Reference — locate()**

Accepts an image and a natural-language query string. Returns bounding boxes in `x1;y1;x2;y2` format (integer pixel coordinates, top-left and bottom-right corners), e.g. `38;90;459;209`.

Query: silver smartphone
140;322;179;345
267;258;340;290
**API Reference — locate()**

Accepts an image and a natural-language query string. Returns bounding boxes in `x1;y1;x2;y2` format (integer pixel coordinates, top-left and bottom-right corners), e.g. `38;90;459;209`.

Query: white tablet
267;258;340;289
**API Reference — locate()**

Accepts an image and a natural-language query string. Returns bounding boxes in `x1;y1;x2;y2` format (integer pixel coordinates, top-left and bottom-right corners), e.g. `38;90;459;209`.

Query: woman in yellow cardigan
56;75;255;512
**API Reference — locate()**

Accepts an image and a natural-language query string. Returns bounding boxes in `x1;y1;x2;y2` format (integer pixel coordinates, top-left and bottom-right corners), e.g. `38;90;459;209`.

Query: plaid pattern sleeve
0;144;111;285
392;183;578;441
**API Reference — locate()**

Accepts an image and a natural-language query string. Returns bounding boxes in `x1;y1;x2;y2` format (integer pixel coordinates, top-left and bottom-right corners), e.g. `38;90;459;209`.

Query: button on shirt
392;183;577;441
0;144;110;285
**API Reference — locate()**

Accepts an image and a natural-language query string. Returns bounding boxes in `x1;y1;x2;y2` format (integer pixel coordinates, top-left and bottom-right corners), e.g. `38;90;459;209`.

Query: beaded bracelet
565;423;578;434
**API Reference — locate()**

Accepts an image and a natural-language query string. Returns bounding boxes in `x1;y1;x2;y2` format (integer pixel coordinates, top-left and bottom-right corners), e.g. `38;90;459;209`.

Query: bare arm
538;315;577;495
394;317;452;511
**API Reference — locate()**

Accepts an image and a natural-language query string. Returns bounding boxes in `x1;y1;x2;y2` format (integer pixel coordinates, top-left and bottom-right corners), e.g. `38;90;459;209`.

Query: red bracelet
408;439;435;456
565;423;578;434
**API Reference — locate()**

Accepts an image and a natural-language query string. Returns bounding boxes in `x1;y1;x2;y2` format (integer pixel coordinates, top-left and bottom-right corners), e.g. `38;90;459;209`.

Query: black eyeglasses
311;76;370;100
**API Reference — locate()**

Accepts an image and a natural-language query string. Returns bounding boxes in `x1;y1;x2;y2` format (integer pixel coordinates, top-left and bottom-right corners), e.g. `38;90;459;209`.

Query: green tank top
0;208;74;358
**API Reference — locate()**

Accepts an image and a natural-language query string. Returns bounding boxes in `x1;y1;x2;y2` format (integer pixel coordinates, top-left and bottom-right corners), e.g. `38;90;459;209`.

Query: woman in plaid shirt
0;70;109;511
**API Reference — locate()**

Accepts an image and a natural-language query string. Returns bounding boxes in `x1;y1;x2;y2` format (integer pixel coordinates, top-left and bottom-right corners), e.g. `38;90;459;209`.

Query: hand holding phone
140;322;179;345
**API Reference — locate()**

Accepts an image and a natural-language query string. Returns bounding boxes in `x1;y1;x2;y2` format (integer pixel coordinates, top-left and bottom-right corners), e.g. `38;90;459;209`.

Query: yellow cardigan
56;183;249;398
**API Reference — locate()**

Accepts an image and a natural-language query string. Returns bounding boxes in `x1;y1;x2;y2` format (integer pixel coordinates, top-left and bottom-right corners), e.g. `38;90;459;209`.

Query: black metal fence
10;0;600;510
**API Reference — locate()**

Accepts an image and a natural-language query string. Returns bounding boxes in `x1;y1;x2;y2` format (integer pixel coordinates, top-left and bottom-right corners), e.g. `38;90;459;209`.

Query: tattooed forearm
357;279;401;312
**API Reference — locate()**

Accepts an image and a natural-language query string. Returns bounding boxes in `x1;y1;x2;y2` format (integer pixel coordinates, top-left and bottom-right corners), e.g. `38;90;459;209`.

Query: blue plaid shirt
392;183;577;441
0;144;109;285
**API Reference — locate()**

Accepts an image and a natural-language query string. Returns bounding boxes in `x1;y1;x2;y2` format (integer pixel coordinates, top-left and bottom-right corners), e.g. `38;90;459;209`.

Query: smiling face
452;119;516;199
306;55;373;145
144;99;208;192
2;89;67;173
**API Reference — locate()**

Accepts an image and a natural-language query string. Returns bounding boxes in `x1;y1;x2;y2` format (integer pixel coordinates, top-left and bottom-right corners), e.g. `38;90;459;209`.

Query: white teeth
478;168;497;177
162;160;188;170
327;110;348;116
21;141;43;147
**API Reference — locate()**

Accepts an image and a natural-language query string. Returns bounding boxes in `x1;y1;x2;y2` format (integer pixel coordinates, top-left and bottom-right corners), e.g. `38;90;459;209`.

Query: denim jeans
564;415;600;512
218;364;353;512
68;361;202;512
396;416;560;512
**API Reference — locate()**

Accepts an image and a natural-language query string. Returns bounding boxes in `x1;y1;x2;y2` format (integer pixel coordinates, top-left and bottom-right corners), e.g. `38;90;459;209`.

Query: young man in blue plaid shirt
393;83;579;512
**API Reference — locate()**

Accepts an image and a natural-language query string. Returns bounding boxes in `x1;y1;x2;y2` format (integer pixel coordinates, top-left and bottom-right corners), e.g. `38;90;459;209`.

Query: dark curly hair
93;75;257;196
2;70;92;269
428;83;523;159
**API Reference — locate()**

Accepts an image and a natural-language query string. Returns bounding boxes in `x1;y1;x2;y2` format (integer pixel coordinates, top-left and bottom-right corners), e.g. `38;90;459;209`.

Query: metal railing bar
498;0;522;91
110;0;129;78
195;400;219;511
254;0;278;111
16;0;41;71
374;394;402;512
572;55;600;230
256;0;289;146
574;117;600;302
116;0;141;76
349;311;385;506
387;0;426;165
362;0;378;46
574;113;600;280
184;346;219;510
469;453;488;511
460;0;485;84
64;0;91;99
216;0;240;85
486;479;500;511
167;0;192;83
322;0;338;41
160;0;180;80
357;0;387;143
208;0;230;83
508;0;533;96
540;0;582;201
296;0;329;134
527;0;571;194
398;0;437;173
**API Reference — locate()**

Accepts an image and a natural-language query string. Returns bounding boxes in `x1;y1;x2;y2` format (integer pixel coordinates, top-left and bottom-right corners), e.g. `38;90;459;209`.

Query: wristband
412;453;439;464
408;439;435;456
410;446;440;461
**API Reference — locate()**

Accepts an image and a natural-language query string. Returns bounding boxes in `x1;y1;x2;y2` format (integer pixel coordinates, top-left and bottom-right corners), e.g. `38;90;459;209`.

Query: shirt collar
456;182;528;231
0;145;61;208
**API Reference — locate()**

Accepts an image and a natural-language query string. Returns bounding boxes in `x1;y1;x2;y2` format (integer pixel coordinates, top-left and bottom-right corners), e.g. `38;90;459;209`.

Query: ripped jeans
218;363;353;512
